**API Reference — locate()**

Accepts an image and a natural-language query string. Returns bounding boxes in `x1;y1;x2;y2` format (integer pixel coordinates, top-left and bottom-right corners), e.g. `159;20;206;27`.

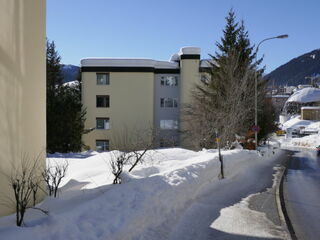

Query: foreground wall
0;0;46;216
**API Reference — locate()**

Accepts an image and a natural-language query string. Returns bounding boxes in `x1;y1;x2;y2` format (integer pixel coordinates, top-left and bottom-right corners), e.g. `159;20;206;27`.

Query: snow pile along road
0;147;286;240
281;134;320;149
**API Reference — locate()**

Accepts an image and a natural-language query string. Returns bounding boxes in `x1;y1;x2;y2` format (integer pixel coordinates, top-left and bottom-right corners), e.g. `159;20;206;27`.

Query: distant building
283;87;320;115
81;47;212;150
0;1;46;216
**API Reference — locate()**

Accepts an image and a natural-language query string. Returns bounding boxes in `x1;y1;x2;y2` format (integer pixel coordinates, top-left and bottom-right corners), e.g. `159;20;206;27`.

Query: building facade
0;0;46;216
301;106;320;121
81;47;209;150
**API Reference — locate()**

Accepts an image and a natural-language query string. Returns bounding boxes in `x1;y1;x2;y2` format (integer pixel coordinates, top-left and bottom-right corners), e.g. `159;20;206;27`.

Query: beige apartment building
81;47;210;150
0;0;46;216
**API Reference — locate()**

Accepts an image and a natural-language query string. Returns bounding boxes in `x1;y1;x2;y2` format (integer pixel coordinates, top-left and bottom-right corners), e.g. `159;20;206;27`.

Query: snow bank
281;134;320;149
0;147;284;240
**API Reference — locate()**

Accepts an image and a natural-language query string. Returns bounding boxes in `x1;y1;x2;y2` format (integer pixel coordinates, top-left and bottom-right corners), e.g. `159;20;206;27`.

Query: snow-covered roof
169;53;180;62
272;95;290;98
301;106;320;110
286;87;320;103
178;46;201;56
200;59;216;68
81;58;179;69
82;47;202;68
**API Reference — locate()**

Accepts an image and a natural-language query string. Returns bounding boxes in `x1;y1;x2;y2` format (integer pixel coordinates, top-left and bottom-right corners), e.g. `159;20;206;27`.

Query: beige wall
82;72;154;150
179;59;200;149
0;0;46;216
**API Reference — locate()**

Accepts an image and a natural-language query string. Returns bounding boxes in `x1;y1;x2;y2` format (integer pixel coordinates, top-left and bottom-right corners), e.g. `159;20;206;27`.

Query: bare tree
107;126;156;184
109;151;132;184
42;160;69;197
8;154;43;226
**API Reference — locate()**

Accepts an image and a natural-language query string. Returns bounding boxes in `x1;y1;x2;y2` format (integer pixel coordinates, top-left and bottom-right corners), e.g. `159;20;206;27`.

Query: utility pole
254;34;288;150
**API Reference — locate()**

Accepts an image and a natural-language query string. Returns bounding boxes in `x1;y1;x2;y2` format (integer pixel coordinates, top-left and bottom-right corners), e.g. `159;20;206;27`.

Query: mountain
61;64;80;83
266;49;320;86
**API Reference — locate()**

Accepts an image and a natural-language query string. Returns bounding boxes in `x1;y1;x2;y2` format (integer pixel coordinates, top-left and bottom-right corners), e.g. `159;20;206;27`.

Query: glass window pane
160;120;165;129
96;140;109;151
166;76;176;86
160;98;164;107
160;120;179;129
105;96;109;107
174;120;178;129
97;96;104;107
104;119;110;129
96;119;104;129
96;118;110;129
173;99;178;108
97;73;109;85
161;77;165;86
165;98;173;108
97;96;109;108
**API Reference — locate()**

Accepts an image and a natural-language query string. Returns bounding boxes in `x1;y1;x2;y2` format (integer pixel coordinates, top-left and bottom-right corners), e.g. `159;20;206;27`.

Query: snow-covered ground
0;147;287;240
281;115;315;131
279;115;320;149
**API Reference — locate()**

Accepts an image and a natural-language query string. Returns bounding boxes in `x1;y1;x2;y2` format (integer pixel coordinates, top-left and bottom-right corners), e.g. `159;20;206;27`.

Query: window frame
96;95;110;108
160;120;179;130
96;73;110;85
160;76;178;86
160;97;178;108
96;118;110;130
96;140;109;151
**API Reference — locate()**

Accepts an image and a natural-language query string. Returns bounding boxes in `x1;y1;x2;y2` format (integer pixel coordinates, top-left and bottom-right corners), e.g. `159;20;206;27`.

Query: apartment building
0;0;46;216
81;47;210;150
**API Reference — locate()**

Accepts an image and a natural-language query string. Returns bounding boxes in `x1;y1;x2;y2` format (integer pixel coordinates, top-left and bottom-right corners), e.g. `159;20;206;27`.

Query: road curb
275;166;297;240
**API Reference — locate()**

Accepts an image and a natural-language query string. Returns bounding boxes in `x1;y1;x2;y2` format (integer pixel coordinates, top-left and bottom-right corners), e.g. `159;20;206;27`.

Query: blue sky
47;0;320;73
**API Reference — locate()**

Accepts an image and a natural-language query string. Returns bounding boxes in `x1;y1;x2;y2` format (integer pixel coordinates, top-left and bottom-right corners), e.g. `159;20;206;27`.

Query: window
160;120;178;129
97;73;109;85
96;140;109;151
160;98;178;108
96;118;110;130
96;95;109;108
161;76;178;86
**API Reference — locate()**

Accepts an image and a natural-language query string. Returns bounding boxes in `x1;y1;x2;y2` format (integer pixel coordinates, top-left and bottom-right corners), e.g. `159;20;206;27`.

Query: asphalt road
168;149;288;240
283;149;320;240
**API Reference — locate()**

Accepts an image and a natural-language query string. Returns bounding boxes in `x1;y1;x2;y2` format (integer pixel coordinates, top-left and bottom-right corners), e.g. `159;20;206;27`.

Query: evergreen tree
46;39;86;153
46;40;64;93
187;9;275;149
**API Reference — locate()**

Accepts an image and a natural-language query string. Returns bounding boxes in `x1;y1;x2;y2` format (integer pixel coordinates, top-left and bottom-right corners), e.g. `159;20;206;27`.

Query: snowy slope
0;148;287;240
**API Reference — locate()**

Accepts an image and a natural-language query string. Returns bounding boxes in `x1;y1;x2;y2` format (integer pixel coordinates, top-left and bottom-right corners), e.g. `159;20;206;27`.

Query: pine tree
215;9;239;57
46;40;64;93
46;39;86;153
187;9;274;149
